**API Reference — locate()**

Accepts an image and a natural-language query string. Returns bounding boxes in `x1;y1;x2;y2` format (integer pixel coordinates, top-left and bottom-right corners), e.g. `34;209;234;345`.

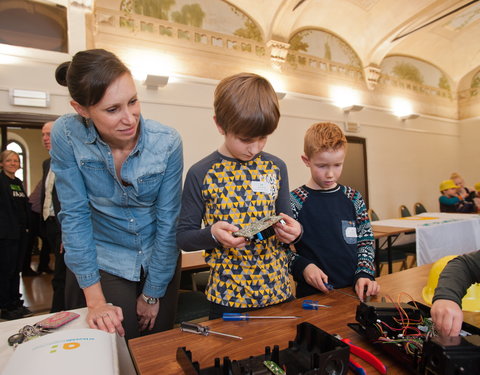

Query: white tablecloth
0;308;136;375
373;212;480;265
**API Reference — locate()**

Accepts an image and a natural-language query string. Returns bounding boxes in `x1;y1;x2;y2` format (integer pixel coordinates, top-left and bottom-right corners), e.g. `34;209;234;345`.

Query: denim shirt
50;113;183;298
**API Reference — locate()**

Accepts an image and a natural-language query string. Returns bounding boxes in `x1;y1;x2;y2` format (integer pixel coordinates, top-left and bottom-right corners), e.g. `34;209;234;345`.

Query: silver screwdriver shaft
208;330;243;340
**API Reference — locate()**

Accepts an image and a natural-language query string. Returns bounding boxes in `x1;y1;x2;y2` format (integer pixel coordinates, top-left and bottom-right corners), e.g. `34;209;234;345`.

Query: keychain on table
7;311;80;348
7;325;52;348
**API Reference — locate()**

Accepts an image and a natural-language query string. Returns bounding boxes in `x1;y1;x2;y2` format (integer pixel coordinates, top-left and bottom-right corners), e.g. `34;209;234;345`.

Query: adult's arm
50;117;100;288
433;250;480;306
142;133;183;298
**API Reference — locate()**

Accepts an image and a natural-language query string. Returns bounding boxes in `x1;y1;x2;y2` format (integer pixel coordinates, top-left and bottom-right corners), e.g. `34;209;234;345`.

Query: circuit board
349;300;480;374
233;215;285;242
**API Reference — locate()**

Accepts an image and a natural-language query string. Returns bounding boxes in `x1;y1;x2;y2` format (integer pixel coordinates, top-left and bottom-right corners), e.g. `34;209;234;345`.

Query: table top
129;264;479;375
181;250;207;271
373;212;480;230
372;224;413;237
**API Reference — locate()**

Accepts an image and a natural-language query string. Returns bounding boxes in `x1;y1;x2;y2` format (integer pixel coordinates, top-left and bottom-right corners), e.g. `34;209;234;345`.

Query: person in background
50;49;183;339
473;182;480;212
450;172;475;201
289;122;379;301
0;150;33;320
431;251;480;336
439;179;475;213
23;181;43;276
177;72;302;320
40;120;65;312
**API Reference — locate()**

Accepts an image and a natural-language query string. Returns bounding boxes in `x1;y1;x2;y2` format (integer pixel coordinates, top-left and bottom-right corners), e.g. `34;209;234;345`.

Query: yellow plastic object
439;179;459;192
422;255;480;312
474;182;480;192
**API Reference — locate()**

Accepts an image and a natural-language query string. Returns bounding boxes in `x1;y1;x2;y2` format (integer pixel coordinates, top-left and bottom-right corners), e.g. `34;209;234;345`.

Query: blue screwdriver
302;300;331;310
222;313;300;321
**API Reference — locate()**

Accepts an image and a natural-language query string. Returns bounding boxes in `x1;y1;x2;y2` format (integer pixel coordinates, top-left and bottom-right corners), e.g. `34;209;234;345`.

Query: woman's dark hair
55;49;130;107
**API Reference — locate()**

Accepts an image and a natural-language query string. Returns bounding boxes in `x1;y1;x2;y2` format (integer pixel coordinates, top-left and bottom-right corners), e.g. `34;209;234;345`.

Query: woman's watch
141;293;159;305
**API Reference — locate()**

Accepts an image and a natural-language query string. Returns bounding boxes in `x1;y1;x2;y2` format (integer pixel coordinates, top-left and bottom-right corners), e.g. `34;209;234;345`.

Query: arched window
6;140;26;182
0;0;68;52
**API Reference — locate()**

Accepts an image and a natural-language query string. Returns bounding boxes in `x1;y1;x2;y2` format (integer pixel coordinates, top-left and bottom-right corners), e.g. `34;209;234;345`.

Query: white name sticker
345;226;357;238
251;180;271;194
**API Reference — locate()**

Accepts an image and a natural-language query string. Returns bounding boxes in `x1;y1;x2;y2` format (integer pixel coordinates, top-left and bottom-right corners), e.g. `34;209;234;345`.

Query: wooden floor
0;255;54;322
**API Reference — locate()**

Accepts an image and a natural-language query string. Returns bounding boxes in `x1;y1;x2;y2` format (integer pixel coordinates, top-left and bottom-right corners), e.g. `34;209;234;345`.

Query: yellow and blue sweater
177;151;293;308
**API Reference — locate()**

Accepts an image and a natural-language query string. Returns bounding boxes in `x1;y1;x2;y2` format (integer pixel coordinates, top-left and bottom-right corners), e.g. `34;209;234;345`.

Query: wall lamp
143;74;169;89
275;91;286;100
399;113;420;121
10;89;49;108
342;104;364;113
342;105;363;133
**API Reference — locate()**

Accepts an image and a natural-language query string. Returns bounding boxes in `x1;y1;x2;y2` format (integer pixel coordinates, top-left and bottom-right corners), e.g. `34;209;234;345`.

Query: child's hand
303;264;330;293
211;221;247;248
274;213;302;244
355;278;380;302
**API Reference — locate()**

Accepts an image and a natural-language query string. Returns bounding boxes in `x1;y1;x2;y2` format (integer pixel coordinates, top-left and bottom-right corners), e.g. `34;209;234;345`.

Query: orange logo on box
50;342;80;353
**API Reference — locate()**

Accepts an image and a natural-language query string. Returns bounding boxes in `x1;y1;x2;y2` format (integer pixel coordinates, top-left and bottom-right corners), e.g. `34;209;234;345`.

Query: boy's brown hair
304;122;347;158
214;72;280;138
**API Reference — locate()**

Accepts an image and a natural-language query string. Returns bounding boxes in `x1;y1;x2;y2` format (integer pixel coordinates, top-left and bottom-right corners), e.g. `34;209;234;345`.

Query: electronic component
263;360;285;375
349;300;480;375
232;215;285;242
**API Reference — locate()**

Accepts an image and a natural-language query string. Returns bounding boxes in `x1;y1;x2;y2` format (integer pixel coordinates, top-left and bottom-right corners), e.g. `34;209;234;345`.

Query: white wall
0;59;465;218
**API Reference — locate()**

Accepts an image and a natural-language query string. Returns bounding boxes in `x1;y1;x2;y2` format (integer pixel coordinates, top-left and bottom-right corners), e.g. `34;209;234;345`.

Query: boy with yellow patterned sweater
177;73;302;319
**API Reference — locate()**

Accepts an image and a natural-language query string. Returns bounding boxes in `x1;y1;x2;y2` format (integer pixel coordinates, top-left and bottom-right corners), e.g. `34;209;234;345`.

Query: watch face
143;294;158;304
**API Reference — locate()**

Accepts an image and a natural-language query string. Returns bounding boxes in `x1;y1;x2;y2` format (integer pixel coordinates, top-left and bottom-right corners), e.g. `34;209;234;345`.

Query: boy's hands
303;263;330;293
355;278;380;302
431;299;463;337
274;213;302;244
211;221;247;248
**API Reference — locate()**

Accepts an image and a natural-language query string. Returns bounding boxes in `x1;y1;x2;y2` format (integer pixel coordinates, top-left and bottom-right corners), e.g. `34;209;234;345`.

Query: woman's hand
274;213;302;244
136;296;160;331
303;263;330;293
355;278;380;302
211;221;247;248
86;303;124;336
84;283;125;336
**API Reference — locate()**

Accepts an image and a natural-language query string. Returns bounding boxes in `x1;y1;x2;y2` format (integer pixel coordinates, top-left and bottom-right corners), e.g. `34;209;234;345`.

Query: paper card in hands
232;215;285;242
35;311;80;329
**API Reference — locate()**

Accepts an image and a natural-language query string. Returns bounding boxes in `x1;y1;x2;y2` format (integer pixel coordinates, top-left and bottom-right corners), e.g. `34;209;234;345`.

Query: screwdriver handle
180;321;209;336
222;313;248;321
302;300;318;310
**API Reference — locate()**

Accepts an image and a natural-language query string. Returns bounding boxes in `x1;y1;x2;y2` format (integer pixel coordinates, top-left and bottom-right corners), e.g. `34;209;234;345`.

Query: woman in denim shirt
50;49;183;339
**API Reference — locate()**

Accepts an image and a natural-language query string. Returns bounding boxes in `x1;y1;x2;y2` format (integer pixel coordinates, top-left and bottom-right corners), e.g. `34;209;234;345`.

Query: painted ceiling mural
288;29;362;68
119;0;262;41
472;71;480;89
381;56;451;92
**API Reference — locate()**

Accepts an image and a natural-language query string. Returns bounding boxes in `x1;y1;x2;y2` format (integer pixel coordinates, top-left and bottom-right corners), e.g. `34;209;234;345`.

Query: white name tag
251;180;271;194
345;226;357;238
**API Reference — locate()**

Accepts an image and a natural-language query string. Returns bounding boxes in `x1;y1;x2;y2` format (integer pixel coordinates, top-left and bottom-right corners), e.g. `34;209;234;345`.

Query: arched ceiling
229;0;480;86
